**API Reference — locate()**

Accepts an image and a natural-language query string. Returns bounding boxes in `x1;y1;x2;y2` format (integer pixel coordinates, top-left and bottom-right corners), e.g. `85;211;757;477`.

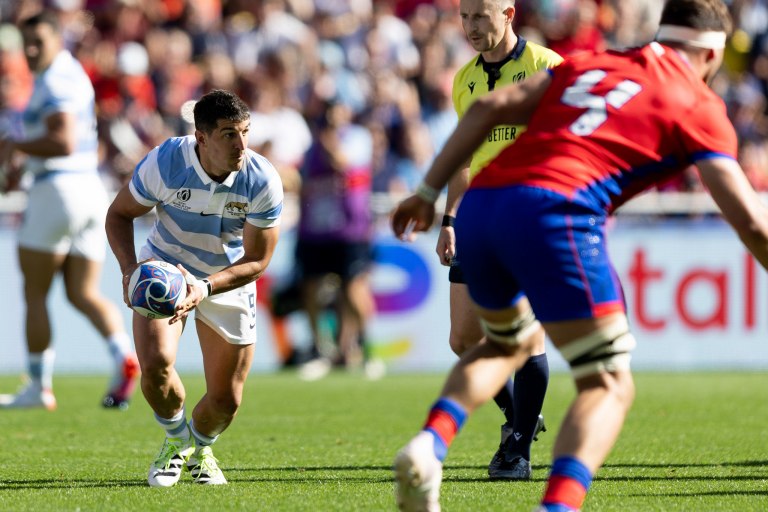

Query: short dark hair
20;10;61;32
193;89;250;133
659;0;733;36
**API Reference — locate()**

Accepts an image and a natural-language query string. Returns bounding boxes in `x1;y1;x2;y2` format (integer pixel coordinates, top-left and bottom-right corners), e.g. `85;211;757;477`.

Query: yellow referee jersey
452;36;563;177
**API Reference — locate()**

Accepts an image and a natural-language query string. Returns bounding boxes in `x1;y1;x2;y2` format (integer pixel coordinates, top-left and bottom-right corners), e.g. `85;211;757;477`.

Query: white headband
656;24;727;50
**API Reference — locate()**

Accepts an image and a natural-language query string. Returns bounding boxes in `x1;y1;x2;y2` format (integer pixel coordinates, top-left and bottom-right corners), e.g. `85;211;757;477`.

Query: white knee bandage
481;310;541;347
559;316;636;379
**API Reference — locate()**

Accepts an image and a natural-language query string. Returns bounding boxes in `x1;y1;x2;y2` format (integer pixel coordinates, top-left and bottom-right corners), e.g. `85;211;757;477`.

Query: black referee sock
492;378;516;425
509;353;550;459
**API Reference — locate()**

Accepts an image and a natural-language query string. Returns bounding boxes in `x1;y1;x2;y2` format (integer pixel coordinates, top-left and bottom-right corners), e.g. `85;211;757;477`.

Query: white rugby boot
393;431;443;512
147;436;194;487
0;381;57;411
187;446;228;485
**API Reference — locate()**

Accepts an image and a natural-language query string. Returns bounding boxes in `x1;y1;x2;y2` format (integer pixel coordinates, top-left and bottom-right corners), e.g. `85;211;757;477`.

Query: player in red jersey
390;1;768;511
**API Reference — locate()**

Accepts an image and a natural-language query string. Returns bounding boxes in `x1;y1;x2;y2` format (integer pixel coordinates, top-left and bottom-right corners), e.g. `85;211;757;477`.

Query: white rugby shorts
18;173;109;261
195;282;258;346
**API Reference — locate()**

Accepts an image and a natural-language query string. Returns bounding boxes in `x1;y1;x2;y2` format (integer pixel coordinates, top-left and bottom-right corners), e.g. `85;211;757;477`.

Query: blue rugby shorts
454;185;626;322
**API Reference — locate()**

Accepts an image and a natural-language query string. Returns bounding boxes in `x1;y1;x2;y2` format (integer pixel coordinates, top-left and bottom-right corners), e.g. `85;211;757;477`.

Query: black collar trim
475;36;527;68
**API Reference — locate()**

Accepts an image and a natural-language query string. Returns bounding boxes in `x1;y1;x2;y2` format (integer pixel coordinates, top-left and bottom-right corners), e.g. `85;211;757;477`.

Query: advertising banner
0;217;766;374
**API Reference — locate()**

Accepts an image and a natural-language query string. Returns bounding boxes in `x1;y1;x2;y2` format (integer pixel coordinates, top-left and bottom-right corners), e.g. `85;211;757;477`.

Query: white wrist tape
415;181;440;203
184;273;211;299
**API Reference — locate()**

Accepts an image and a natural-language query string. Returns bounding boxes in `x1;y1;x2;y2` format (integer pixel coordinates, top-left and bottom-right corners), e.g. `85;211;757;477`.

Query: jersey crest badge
225;201;248;216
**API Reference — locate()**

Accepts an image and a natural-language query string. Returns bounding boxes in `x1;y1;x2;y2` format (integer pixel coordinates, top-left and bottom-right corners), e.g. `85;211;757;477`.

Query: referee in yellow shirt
435;0;562;480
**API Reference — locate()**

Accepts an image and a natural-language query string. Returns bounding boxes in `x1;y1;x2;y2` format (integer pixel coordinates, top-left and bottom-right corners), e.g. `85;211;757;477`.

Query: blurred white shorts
18;173;108;261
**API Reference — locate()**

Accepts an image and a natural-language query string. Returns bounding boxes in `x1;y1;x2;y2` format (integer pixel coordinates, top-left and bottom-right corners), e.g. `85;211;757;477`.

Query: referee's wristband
442;215;455;227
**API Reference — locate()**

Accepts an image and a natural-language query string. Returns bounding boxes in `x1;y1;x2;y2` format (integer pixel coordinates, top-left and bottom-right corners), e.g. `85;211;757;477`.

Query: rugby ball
128;261;187;319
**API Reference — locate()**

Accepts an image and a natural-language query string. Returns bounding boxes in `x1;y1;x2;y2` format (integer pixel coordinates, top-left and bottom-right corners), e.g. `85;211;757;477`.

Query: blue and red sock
422;398;467;461
541;456;592;511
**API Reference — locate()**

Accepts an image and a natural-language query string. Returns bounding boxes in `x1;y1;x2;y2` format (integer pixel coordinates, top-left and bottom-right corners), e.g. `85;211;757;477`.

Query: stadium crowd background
2;0;768;198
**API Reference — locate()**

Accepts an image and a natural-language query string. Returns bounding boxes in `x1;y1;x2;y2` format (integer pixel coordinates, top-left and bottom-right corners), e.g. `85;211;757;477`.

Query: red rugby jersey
471;42;738;213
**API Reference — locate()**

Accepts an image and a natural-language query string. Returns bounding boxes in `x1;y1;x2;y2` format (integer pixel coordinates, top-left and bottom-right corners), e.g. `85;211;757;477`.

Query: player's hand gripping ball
128;261;187;319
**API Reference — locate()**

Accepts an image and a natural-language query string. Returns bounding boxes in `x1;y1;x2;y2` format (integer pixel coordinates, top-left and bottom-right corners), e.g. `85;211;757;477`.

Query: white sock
190;418;219;450
28;348;55;390
106;332;133;364
155;408;191;441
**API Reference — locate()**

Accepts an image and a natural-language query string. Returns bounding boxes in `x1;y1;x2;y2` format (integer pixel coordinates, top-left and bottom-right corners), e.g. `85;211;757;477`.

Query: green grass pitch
0;372;766;511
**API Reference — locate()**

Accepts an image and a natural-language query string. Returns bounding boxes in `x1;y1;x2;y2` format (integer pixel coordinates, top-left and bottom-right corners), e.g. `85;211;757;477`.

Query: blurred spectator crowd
1;0;768;195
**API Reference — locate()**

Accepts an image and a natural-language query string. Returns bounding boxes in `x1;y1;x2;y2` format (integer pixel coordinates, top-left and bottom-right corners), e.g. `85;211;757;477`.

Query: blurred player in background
0;10;138;411
391;0;766;510
436;0;562;480
294;98;379;381
106;89;283;487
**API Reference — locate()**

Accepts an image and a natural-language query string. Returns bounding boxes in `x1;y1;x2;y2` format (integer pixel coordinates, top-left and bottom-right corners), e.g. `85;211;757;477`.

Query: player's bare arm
105;184;154;305
436;165;471;265
206;222;280;294
12;111;76;157
472;69;552;135
425;71;550;193
393;71;552;239
697;157;768;269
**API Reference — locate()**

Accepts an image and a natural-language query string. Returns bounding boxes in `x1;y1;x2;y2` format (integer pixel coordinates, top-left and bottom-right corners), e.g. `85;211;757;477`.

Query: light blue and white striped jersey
130;135;284;277
22;50;98;177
